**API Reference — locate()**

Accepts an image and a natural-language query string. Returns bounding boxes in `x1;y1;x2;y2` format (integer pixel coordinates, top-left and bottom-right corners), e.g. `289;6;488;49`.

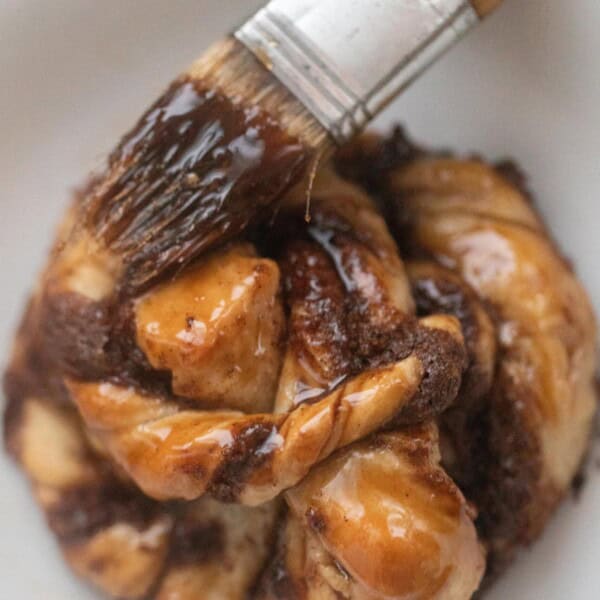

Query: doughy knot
4;129;596;599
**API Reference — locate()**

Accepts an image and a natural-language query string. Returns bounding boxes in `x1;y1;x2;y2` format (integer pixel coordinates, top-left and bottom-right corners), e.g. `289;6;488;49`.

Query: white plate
1;1;599;598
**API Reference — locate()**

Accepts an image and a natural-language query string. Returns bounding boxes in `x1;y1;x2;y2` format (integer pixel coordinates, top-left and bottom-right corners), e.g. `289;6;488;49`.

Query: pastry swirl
337;129;598;576
4;128;596;598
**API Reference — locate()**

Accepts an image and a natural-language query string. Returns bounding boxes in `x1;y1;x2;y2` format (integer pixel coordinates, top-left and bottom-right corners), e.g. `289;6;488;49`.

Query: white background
1;1;599;598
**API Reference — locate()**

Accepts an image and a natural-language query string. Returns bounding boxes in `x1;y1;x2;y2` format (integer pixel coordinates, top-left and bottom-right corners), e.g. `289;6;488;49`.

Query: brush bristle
189;37;329;150
81;37;331;295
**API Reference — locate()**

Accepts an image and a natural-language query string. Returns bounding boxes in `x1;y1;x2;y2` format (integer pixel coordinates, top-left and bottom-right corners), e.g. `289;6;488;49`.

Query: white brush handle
236;0;483;143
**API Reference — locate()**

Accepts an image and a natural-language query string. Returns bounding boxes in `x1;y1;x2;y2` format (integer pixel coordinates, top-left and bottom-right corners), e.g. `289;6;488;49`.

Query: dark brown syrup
86;77;310;294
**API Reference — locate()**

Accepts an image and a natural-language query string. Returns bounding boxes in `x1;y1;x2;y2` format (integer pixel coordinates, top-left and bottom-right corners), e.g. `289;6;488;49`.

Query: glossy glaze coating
86;77;309;294
5;127;596;599
65;164;466;506
406;260;497;492
67;356;424;503
383;153;597;573
135;243;284;412
285;425;484;599
255;166;480;599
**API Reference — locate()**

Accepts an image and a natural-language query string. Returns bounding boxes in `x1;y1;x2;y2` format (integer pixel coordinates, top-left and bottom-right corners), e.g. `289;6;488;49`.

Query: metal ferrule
236;0;479;143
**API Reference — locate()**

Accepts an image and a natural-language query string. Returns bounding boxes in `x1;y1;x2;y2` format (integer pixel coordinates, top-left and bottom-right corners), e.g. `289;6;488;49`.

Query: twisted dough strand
348;134;598;575
5;126;596;599
255;167;483;599
407;260;498;492
5;394;171;598
268;425;485;600
4;391;279;599
67;167;467;505
67;358;423;504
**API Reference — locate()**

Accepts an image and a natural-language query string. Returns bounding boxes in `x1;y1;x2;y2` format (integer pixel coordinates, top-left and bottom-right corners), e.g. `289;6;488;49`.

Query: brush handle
236;0;499;143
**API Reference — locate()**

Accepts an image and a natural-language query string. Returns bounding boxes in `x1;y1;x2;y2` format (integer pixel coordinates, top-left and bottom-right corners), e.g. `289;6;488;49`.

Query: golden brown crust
134;242;285;413
4;125;597;599
5;395;172;599
52;167;467;506
281;425;485;599
339;130;598;577
392;158;596;569
5;393;279;600
255;170;482;599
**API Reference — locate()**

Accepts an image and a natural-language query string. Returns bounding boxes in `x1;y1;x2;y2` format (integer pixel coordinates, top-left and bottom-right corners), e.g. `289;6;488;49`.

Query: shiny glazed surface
2;3;600;599
3;126;596;599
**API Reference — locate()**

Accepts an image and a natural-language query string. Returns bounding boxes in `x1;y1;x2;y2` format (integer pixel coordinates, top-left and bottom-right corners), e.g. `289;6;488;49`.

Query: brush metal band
236;0;479;144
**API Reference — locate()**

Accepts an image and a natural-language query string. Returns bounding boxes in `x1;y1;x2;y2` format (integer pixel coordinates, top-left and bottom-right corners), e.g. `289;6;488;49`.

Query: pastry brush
73;0;504;295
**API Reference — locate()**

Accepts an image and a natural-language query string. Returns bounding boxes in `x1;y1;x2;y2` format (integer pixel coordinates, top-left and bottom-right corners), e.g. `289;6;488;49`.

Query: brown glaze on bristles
86;75;312;294
189;38;330;151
